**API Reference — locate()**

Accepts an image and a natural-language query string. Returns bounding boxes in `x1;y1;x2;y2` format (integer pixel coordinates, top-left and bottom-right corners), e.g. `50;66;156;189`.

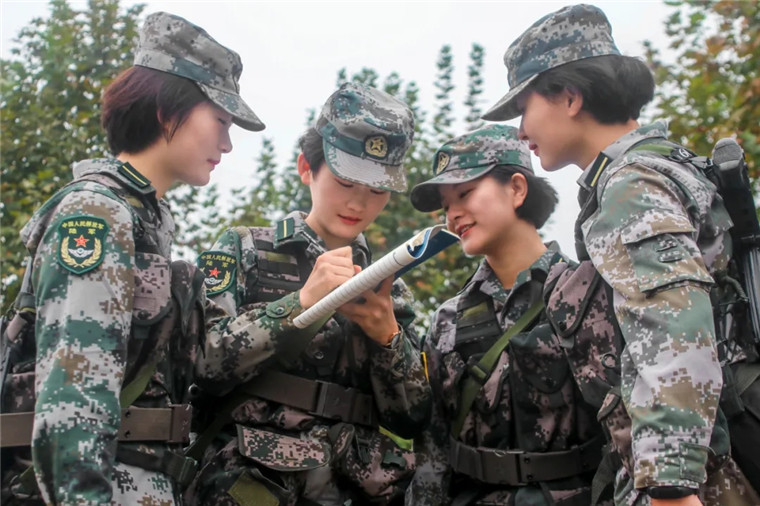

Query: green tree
464;43;486;131
645;0;759;189
1;0;145;307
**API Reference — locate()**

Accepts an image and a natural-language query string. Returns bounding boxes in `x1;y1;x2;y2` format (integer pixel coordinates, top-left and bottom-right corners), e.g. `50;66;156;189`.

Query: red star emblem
208;267;220;277
74;235;89;247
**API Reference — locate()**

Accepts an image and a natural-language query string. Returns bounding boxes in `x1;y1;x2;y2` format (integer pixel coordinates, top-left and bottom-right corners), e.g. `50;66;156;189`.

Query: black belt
240;370;377;427
0;404;192;448
449;435;603;485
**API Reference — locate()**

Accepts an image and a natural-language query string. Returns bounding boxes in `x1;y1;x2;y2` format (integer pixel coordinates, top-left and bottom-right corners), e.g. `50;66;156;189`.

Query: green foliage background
2;0;758;325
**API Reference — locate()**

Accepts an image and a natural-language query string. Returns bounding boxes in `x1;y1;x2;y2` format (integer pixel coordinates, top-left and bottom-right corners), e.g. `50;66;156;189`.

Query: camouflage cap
410;124;533;212
134;11;265;131
482;4;620;121
315;83;414;193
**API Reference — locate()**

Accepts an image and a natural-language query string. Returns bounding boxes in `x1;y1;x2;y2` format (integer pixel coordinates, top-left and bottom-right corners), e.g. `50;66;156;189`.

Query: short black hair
528;54;654;124
298;127;325;174
488;166;558;229
101;66;206;155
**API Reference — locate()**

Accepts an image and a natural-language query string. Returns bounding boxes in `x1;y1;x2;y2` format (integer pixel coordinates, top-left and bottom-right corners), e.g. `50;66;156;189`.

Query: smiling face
517;89;584;171
301;156;391;250
161;101;233;187
440;173;526;257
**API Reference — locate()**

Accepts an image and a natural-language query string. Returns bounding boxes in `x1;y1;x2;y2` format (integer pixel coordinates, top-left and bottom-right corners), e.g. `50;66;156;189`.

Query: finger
376;276;394;296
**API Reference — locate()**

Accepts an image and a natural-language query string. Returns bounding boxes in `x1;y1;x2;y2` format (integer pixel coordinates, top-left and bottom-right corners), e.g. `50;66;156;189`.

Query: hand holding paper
293;225;459;329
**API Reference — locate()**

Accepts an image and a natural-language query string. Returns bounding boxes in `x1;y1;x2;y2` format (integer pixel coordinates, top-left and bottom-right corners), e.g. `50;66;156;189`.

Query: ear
510;172;528;208
564;88;584;118
297;153;312;184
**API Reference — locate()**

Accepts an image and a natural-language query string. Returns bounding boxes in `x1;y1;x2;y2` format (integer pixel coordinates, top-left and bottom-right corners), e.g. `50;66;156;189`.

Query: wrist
381;325;401;347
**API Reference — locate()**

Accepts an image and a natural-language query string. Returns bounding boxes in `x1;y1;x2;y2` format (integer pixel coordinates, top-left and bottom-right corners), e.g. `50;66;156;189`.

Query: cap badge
365;136;388;159
436;153;450;174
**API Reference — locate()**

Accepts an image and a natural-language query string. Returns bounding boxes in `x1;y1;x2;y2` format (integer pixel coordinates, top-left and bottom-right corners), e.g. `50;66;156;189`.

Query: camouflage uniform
482;4;758;504
189;84;431;506
572;121;754;504
407;125;605;505
2;159;183;505
0;11;262;504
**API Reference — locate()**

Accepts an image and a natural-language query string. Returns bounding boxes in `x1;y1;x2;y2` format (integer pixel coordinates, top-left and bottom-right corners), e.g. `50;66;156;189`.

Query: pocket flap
236;425;330;471
619;213;694;245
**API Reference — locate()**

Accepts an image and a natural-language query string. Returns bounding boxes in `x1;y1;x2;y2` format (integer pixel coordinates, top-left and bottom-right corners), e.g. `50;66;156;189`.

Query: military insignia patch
198;251;236;295
365;135;388;159
57;215;109;274
436;152;450;174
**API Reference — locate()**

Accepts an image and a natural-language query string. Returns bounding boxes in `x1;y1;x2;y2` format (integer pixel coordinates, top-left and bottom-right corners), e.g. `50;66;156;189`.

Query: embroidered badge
57;216;109;274
365;135;388;159
198;251;236;295
436;152;450;174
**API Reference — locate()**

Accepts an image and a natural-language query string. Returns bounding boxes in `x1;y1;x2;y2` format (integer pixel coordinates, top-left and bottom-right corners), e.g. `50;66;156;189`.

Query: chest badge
57;215;109;274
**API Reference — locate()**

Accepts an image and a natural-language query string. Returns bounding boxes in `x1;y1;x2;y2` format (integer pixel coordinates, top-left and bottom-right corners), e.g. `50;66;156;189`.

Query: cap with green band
315;82;415;193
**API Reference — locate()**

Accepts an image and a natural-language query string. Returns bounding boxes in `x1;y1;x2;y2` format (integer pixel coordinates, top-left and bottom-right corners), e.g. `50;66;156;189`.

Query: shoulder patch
198;251;236;295
57;215;109;274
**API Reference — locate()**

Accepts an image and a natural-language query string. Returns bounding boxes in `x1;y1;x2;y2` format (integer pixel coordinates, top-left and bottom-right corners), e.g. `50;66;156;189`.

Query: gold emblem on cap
436;153;450;174
365;136;388;159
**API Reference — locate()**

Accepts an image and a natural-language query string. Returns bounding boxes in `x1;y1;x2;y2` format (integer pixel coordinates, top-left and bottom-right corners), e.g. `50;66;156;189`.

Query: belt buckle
487;449;527;486
168;404;193;444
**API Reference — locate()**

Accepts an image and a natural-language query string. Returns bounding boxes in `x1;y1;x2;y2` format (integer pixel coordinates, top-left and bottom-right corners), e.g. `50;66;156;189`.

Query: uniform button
314;351;325;360
274;306;285;315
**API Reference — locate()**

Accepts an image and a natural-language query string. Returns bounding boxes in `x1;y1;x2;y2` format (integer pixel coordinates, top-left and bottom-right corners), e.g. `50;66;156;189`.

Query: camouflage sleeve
30;189;136;504
197;228;244;316
368;278;432;439
406;309;454;506
196;230;329;396
585;162;721;490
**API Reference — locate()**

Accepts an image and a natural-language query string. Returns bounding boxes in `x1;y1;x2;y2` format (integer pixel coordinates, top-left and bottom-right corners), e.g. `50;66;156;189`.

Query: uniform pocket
236;425;331;471
620;217;712;293
334;423;415;500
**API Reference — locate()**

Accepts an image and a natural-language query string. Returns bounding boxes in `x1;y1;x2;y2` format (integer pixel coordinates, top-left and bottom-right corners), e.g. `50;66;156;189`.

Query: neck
485;222;547;289
117;141;170;198
576;118;641;169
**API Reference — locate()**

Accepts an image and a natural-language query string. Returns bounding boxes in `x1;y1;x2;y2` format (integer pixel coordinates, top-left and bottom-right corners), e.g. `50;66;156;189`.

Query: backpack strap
451;299;544;438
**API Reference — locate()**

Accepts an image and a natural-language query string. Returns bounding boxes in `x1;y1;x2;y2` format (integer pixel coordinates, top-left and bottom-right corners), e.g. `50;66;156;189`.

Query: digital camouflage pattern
482;3;620;121
410;124;533;212
190;211;431;505
316;82;415;193
0;158;193;505
562;121;757;504
134;11;264;131
408;250;605;505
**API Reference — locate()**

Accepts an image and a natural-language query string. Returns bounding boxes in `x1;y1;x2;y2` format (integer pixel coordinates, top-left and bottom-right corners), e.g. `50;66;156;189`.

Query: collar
72;158;158;197
463;245;566;304
577;120;670;192
272;211;370;261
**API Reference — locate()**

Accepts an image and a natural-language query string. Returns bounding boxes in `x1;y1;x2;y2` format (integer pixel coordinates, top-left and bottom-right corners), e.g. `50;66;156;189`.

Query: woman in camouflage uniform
481;4;759;506
0;12;263;505
190;82;431;505
405;124;604;505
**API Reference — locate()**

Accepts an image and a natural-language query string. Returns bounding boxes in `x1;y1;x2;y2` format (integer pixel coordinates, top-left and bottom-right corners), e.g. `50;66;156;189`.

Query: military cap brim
410;165;496;212
323;141;408;193
481;76;535;122
198;83;265;131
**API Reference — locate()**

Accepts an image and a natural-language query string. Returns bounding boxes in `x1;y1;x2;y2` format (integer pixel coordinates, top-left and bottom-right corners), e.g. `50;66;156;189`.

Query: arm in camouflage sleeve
196;229;329;395
367;278;432;438
31;190;136;504
585;163;721;490
405;322;453;506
